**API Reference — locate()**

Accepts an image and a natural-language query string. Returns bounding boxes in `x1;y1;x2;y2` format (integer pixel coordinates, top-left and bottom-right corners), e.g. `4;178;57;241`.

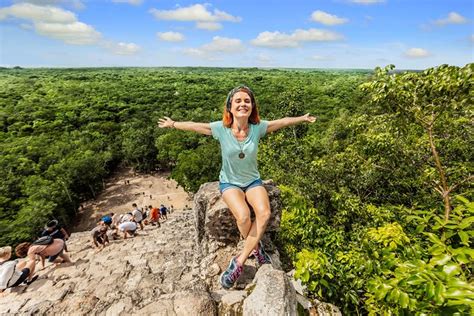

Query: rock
219;290;247;315
5;180;339;315
310;299;342;316
193;180;282;258
243;265;297;316
173;291;217;315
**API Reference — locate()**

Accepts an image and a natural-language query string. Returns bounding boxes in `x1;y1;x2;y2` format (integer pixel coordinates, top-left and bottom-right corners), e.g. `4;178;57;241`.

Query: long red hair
222;86;260;128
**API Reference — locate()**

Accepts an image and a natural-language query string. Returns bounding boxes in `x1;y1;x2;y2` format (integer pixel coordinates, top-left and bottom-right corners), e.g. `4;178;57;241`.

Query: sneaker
220;256;243;289
253;241;272;266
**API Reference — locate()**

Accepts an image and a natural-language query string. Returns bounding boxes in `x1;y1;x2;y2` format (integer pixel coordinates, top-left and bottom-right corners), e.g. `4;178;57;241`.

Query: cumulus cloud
14;0;85;10
111;0;143;5
311;10;348;25
349;0;385;4
312;55;331;61
104;42;141;55
404;48;430;58
0;3;76;23
251;28;344;48
0;3;100;44
434;12;468;26
35;21;100;44
0;3;139;55
196;22;222;31
184;36;244;59
157;31;185;42
149;4;241;31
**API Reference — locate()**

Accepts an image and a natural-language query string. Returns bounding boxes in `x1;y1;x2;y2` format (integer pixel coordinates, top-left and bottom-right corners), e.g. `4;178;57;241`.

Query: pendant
239;152;245;159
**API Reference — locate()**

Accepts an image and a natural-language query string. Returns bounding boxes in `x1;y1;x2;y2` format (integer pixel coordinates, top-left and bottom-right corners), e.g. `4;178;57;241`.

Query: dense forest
0;65;472;314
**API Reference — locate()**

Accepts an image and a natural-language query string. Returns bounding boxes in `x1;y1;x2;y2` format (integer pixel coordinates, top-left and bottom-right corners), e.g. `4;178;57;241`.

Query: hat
0;246;12;261
45;219;59;229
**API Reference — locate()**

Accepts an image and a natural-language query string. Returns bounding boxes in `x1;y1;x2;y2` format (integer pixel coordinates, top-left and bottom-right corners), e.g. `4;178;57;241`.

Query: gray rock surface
3;180;339;316
243;265;297;316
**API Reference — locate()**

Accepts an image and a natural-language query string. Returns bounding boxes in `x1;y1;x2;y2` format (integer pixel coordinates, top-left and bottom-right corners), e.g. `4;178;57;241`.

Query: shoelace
229;265;243;282
255;250;267;264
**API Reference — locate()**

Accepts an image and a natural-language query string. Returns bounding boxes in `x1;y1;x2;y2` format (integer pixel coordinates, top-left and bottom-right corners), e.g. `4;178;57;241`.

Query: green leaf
434;281;445;304
458;231;469;246
399;292;409;309
430;254;451;266
387;288;400;303
425;232;443;245
442;263;461;278
426;281;435;299
375;283;392;300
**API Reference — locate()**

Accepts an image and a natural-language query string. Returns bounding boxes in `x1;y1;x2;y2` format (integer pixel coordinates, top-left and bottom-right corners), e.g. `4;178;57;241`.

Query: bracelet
171;121;175;128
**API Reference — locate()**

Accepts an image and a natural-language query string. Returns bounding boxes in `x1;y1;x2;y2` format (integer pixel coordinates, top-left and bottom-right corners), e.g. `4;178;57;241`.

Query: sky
0;0;473;69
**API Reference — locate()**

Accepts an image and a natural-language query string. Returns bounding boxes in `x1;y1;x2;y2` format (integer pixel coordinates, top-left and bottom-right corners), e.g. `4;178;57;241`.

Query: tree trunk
427;125;451;221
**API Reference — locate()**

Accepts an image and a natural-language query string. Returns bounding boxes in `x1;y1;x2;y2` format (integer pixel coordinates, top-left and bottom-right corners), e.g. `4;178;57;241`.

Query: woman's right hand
158;116;175;128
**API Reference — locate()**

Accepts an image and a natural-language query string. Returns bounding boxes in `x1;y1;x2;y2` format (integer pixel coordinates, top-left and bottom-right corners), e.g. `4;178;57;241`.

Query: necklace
238;141;245;159
234;126;248;159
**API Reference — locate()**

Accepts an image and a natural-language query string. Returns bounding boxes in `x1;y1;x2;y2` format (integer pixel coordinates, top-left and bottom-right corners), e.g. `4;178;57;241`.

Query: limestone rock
194;180;282;255
243;264;297;316
5;180;339;315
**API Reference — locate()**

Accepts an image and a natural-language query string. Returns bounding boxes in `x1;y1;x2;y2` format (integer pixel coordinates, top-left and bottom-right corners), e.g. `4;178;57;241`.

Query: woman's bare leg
222;188;252;239
236;186;271;265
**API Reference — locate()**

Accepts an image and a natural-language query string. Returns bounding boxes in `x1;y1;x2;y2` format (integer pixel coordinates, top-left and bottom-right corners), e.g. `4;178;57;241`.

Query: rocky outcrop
2;180;340;315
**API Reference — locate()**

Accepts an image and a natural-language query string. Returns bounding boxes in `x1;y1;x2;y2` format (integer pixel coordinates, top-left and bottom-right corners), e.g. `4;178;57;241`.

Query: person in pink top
15;239;71;269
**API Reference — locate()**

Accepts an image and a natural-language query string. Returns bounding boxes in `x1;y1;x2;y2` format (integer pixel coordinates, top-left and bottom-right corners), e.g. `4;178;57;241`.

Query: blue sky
0;0;472;69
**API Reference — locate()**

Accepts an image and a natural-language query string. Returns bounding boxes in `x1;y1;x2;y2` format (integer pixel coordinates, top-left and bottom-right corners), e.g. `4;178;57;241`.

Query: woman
15;238;71;269
0;246;37;294
158;85;315;289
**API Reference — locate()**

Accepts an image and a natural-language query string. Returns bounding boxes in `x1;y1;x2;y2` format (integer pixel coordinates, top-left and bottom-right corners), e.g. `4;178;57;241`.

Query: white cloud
251;28;344;48
470;34;474;43
349;0;385;4
149;4;241;30
13;0;85;10
35;21;101;44
434;12;468;26
111;0;143;5
0;3;76;23
184;36;244;59
312;55;331;61
196;22;222;31
106;42;141;55
0;3;139;56
256;53;272;63
0;4;101;44
157;31;185;42
404;48;430;58
311;10;348;26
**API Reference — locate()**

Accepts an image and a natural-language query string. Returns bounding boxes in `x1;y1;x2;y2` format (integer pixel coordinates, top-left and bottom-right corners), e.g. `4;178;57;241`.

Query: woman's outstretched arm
267;113;316;133
158;116;212;136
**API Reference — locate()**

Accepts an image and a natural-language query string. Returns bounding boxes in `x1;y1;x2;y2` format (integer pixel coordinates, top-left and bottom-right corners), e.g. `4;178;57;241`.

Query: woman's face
230;91;252;120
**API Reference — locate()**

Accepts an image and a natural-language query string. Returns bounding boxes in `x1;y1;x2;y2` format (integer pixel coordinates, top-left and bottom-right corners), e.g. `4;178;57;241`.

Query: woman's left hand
303;113;317;123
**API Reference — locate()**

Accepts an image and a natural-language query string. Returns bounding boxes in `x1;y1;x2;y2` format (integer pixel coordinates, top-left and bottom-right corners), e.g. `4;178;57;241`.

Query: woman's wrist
171;121;176;128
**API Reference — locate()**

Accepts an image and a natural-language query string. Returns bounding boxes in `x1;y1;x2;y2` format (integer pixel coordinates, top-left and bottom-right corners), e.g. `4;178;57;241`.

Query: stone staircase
1;209;204;315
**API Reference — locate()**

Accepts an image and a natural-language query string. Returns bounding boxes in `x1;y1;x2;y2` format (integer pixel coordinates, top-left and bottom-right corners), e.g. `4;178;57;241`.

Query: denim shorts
219;178;263;194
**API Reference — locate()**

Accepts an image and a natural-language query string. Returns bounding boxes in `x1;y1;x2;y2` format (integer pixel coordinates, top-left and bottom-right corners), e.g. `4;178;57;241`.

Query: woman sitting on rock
159;85;315;289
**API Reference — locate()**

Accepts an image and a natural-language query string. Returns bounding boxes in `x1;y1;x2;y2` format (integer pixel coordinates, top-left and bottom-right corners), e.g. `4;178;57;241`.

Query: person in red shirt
149;205;161;227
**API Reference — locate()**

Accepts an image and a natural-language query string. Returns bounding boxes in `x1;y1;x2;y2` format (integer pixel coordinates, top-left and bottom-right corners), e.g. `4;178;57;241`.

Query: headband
226;85;254;111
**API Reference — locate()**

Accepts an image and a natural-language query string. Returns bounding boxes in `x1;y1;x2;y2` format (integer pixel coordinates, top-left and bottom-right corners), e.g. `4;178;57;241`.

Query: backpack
0;260;17;290
32;235;54;246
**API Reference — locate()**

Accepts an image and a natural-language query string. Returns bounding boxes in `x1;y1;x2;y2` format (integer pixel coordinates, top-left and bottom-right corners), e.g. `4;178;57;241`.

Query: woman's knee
235;212;251;227
256;208;271;224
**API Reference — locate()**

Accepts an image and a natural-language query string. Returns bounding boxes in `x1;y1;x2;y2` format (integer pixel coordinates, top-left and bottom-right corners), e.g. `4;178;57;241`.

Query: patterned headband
226;85;254;111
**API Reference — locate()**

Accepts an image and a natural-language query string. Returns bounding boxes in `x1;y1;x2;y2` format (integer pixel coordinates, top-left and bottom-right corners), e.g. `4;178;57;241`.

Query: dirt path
72;168;193;232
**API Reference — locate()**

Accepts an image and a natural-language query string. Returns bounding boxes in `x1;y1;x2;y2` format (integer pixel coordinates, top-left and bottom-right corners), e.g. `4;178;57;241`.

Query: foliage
1;65;471;315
